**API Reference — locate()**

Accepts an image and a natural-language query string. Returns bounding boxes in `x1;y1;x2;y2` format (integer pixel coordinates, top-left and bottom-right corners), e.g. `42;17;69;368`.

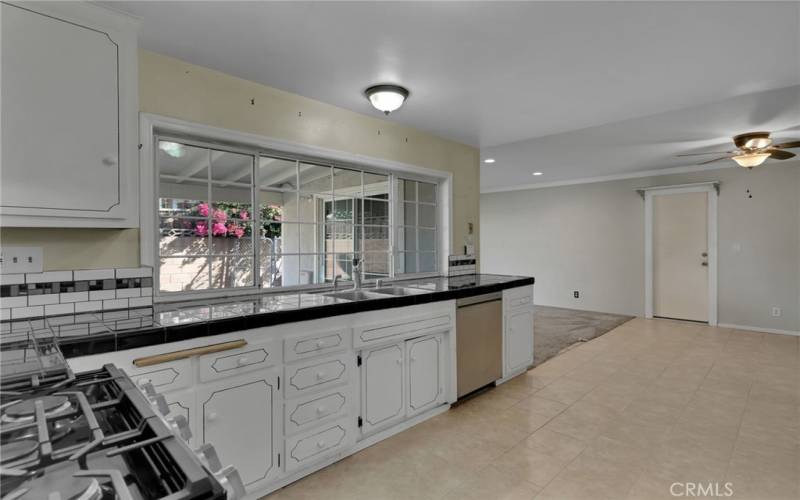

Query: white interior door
652;191;709;322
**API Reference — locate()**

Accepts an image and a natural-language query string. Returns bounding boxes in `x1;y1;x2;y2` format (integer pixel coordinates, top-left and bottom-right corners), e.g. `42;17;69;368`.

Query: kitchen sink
372;286;428;296
322;290;387;301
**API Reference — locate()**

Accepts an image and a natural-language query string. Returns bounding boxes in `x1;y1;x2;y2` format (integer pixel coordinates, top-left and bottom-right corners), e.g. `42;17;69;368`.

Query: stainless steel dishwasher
456;291;503;398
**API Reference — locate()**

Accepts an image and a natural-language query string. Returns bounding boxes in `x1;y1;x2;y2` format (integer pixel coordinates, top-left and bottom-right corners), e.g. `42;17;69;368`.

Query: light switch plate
0;246;43;274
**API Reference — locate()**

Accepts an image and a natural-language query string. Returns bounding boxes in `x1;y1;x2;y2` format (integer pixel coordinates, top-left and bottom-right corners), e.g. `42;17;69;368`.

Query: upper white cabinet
0;2;139;227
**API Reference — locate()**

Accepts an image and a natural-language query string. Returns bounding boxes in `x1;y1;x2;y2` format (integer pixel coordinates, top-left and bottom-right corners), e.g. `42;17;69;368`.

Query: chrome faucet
332;274;342;291
352;258;363;290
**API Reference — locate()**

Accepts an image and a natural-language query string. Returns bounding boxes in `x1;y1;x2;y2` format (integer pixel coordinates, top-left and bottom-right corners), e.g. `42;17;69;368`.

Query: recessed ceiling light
365;84;409;115
532;172;543;176
483;158;495;164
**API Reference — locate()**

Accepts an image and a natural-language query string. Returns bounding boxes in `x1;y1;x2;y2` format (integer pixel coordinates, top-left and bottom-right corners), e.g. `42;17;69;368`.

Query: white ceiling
110;1;800;190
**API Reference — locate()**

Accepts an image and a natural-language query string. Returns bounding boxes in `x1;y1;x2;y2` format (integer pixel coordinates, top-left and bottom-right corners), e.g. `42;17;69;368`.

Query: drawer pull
137;378;152;388
236;356;248;366
396;358;402;364
133;340;247;367
316;441;325;449
207;412;218;422
315;372;325;381
316;340;325;348
316;406;326;415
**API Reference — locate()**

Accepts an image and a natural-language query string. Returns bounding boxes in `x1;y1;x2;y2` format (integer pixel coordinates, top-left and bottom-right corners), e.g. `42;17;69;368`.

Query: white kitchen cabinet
0;1;139;227
360;342;406;435
284;418;352;473
197;369;281;488
406;334;446;417
505;308;534;374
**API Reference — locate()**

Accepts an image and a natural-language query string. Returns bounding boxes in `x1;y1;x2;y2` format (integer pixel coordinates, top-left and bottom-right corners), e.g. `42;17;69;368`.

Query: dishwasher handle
456;292;502;308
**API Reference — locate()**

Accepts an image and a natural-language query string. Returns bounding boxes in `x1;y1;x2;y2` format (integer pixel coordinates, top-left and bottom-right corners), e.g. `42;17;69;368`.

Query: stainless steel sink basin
372;286;428;296
322;290;387;301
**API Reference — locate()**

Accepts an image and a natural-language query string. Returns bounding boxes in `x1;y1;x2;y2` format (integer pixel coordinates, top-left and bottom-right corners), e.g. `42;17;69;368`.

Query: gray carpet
533;306;634;366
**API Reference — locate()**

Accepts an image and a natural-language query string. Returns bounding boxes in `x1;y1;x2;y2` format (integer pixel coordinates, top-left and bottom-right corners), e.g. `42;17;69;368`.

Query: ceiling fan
677;131;800;168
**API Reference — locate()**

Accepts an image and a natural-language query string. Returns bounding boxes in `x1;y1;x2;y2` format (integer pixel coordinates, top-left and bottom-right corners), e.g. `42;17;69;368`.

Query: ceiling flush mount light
158;141;185;158
732;152;770;168
484;158;496;164
365;84;409;115
532;172;543;176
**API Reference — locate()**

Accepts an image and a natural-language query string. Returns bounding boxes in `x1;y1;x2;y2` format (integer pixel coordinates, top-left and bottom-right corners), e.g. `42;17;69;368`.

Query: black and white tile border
0;267;153;320
448;255;476;277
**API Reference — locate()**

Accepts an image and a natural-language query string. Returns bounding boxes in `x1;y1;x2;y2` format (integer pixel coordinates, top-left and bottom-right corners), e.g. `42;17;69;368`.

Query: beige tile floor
267;319;800;500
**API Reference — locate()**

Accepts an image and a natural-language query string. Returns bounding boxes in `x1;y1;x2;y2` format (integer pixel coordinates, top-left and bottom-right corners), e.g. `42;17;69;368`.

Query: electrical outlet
0;247;43;274
573;291;580;299
771;307;781;317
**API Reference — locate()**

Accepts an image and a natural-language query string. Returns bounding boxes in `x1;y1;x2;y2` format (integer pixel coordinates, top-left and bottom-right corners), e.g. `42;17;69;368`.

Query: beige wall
1;49;479;271
481;162;800;333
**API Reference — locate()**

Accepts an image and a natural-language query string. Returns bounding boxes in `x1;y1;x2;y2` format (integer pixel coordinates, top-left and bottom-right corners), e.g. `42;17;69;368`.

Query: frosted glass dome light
365;85;409;115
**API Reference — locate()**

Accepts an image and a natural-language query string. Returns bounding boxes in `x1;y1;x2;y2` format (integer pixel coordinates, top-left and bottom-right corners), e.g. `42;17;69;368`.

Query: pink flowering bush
197;203;209;217
212;222;228;236
239;210;249;221
195;222;208;237
227;223;245;238
212;209;228;224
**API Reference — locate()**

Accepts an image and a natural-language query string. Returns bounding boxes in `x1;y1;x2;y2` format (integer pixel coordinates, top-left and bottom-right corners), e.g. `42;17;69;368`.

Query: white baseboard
718;323;800;337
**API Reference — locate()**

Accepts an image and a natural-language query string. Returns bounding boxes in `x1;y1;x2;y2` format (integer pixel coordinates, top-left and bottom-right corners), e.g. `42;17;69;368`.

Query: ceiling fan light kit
732;152;770;168
678;131;798;167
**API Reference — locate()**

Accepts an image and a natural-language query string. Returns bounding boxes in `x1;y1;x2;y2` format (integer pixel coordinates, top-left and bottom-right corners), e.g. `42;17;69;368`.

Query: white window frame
140;113;452;302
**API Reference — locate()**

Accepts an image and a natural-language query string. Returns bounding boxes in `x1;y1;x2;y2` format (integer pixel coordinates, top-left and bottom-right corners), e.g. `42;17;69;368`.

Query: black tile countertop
0;274;533;358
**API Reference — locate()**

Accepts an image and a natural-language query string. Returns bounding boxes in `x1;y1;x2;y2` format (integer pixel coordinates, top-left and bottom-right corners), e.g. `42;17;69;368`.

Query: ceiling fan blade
769;149;796;160
772;140;800;150
676;151;736;157
698;156;732;165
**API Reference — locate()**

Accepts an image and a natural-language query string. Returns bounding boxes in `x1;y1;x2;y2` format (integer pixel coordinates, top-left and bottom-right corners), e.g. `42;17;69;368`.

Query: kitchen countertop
0;274;533;358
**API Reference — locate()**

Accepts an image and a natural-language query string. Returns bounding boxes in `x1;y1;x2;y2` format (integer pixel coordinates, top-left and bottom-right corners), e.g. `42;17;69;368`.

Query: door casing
644;182;718;325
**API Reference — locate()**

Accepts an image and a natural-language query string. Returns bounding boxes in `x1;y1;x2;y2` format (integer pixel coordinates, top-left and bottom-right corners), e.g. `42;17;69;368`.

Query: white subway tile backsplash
73;268;115;281
140;287;153;297
0;309;9;321
60;292;89;303
0;274;25;285
25;271;73;283
116;288;141;299
75;301;103;313
45;303;74;316
89;290;115;301
11;306;43;319
103;298;129;310
129;296;153;308
115;267;152;279
1;296;28;309
28;294;60;306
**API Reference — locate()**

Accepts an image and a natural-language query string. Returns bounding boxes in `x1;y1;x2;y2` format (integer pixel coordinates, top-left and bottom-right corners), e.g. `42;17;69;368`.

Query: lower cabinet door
197;369;281;489
406;334;445;416
505;308;534;374
284;418;351;473
360;342;405;435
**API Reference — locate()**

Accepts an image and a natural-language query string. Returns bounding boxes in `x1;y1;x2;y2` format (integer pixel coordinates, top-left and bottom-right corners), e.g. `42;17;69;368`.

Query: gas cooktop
0;332;240;500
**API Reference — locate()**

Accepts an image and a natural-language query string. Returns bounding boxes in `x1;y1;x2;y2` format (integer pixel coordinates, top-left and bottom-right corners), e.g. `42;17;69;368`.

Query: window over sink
155;136;440;295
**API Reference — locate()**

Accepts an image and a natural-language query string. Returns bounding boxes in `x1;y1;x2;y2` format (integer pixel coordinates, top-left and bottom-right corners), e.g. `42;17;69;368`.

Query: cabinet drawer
198;339;281;383
504;286;533;311
284;353;350;399
285;388;350;435
284;329;347;363
128;359;193;393
284;418;351;473
354;312;452;347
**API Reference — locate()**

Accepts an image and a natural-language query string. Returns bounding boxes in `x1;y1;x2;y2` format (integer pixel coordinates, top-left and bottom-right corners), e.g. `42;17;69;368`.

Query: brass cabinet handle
133;339;247;367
